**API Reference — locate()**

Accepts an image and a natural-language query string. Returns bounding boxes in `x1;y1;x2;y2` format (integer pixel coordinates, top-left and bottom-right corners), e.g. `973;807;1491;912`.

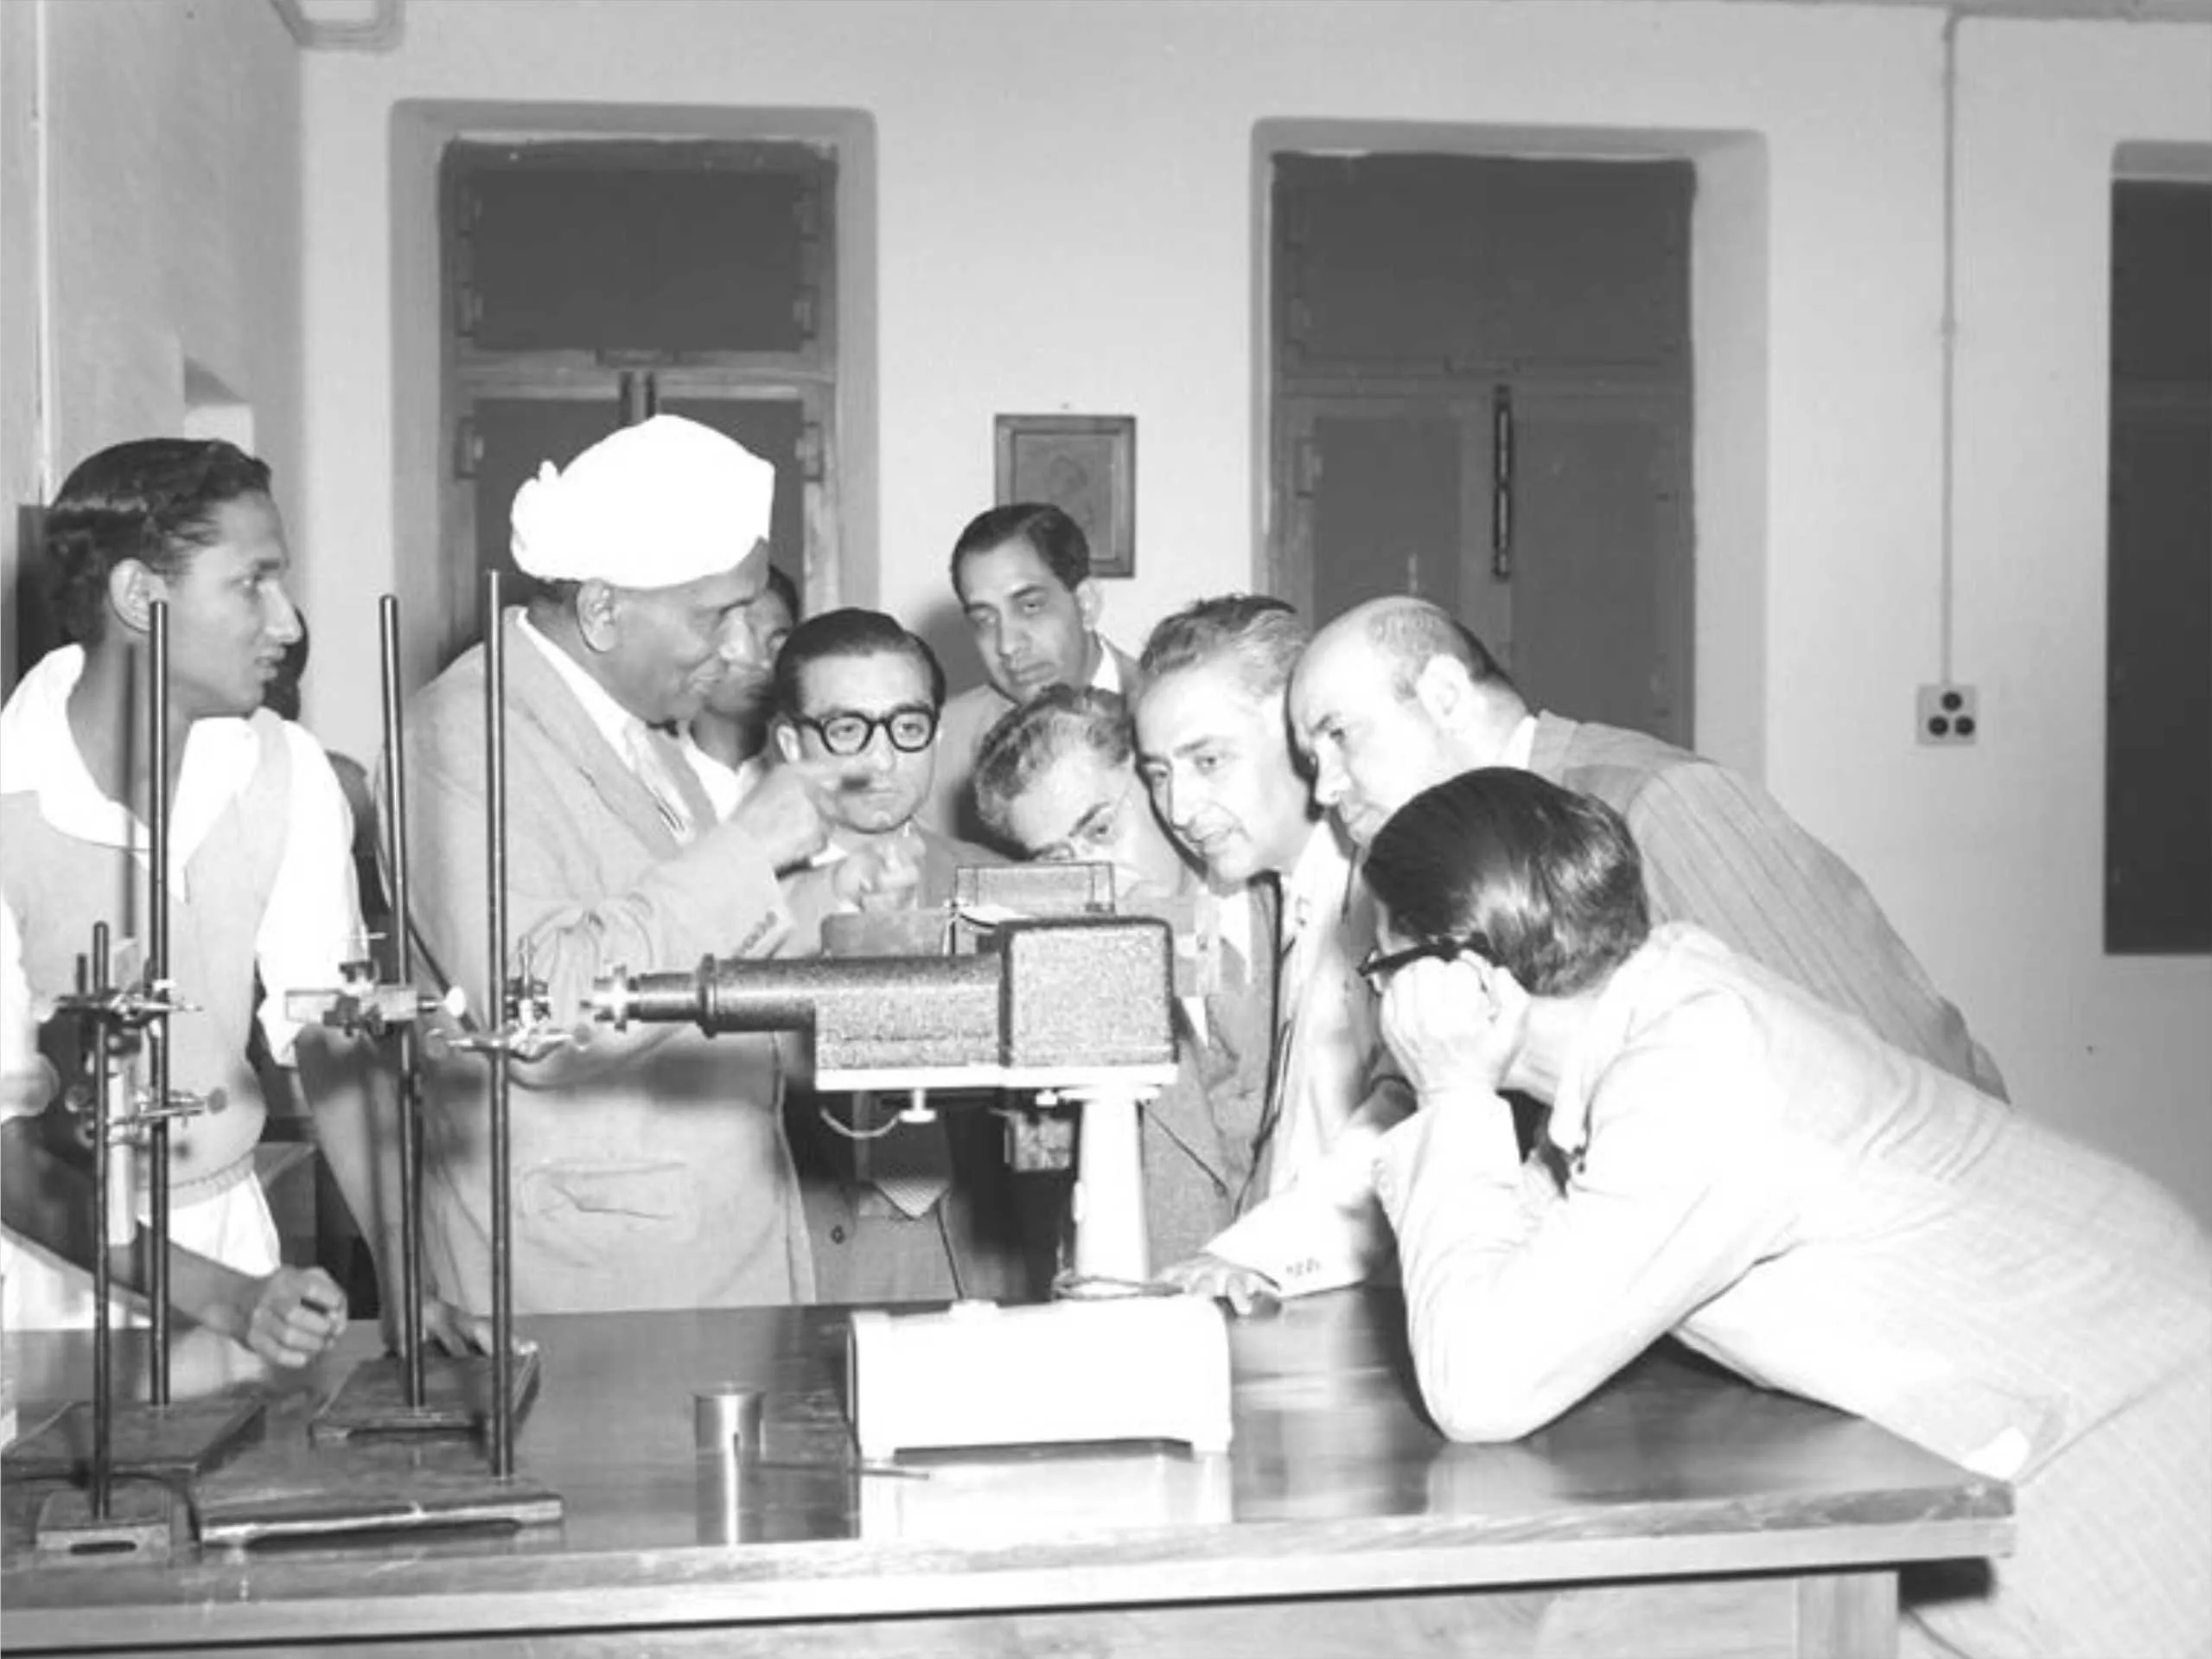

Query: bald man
1290;597;2005;1096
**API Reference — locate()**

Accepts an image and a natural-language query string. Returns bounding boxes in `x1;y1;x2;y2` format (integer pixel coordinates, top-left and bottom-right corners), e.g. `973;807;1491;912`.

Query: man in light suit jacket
403;416;831;1316
921;503;1140;846
1129;597;1412;1310
1288;596;2005;1097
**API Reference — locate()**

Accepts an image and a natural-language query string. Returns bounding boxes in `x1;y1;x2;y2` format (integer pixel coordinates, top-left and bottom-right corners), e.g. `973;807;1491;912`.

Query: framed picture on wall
993;414;1137;578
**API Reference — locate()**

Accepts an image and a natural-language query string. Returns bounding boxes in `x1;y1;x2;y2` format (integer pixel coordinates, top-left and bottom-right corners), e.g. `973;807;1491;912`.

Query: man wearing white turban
401;415;830;1314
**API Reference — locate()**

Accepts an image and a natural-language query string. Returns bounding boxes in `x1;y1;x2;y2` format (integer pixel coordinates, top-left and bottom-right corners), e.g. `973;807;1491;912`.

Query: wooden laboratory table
0;1289;2011;1658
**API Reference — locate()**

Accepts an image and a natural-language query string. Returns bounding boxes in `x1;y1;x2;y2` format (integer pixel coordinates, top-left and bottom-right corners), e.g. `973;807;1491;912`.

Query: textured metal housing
999;918;1175;1069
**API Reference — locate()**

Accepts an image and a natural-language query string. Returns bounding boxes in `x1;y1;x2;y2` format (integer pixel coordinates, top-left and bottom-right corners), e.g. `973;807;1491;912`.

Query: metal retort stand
182;580;561;1547
4;603;264;1563
284;595;548;1456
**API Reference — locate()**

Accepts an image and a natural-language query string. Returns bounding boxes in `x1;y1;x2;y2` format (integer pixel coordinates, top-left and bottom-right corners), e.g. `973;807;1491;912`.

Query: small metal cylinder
692;1385;766;1458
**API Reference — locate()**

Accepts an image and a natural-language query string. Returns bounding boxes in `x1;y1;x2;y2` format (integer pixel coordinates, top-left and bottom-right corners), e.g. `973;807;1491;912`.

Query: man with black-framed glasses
766;609;1034;1305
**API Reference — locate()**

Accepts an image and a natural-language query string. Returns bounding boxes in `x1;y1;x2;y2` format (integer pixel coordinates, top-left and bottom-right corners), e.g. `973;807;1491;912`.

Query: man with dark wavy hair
1365;769;2209;1659
0;437;416;1366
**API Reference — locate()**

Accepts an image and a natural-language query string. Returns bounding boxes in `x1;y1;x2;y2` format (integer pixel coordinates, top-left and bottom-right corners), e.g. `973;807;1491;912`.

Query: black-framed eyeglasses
796;705;939;756
1356;931;1494;987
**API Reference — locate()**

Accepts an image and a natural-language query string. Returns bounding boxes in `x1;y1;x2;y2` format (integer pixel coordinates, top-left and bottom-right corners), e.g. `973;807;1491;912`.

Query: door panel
1291;401;1475;625
1278;155;1692;379
1501;385;1692;747
2106;396;2212;953
1280;387;1690;750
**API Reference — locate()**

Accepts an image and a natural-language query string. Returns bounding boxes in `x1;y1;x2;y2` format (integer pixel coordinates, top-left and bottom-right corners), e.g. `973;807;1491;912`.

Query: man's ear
574;580;622;653
772;718;802;765
1412;655;1476;731
1074;577;1103;631
105;559;162;638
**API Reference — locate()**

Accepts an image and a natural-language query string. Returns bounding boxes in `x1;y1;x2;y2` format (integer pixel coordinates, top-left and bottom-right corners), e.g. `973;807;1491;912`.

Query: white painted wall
0;0;44;696
0;0;303;676
1919;17;2212;1205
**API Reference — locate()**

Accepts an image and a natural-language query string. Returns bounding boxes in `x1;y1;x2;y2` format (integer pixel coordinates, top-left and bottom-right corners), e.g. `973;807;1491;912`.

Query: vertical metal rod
379;597;426;1409
88;927;113;1519
483;571;513;1478
145;601;171;1406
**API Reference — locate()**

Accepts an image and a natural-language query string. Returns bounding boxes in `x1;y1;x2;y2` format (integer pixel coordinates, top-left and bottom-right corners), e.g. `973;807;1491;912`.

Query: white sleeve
2;896;56;1119
254;724;367;1065
1374;996;1793;1443
1204;1071;1414;1297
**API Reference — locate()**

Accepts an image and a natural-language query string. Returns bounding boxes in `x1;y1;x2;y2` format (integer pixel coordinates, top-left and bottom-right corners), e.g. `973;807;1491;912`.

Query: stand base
309;1348;543;1445
33;1478;188;1565
1;1396;265;1484
197;1441;564;1547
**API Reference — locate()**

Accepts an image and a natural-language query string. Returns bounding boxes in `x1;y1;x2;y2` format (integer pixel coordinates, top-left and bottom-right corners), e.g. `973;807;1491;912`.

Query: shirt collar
517;611;643;755
1502;713;1538;771
0;644;259;870
1280;817;1358;948
1089;640;1123;697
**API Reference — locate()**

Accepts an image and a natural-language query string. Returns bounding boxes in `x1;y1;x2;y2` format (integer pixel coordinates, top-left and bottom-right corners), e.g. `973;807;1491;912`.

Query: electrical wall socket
1916;683;1979;745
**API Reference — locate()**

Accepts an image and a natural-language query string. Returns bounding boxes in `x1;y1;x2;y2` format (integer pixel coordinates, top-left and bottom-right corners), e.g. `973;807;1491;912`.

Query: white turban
509;414;775;590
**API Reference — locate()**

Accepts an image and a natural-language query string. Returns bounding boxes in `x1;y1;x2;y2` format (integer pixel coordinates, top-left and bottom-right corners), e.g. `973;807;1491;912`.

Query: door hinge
452;415;483;482
617;370;658;426
797;420;826;484
1292;435;1323;497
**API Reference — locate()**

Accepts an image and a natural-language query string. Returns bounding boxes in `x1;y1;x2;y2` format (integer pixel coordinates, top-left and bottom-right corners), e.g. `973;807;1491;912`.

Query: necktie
624;722;696;845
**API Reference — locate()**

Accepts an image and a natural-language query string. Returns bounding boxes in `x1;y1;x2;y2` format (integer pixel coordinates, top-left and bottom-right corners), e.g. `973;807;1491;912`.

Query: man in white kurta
0;437;367;1365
